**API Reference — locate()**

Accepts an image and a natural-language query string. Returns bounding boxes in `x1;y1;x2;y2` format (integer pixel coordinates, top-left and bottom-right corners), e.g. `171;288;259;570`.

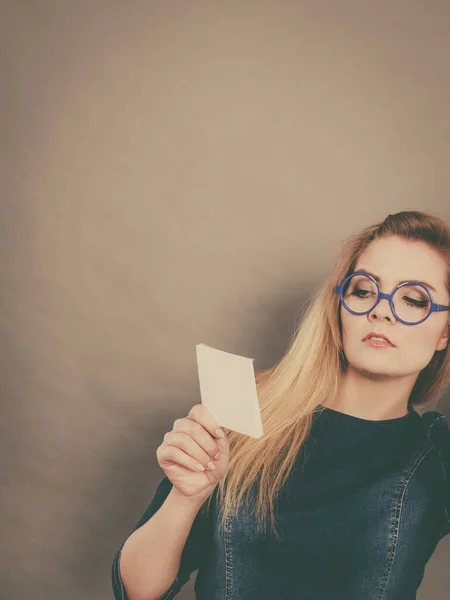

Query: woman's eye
404;297;429;308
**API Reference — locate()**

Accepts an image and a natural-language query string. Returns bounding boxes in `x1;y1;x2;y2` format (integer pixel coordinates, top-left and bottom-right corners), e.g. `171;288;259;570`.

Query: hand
156;404;230;501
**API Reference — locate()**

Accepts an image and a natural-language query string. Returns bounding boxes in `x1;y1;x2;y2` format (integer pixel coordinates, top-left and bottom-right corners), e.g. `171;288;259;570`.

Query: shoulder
419;410;450;540
419;410;450;481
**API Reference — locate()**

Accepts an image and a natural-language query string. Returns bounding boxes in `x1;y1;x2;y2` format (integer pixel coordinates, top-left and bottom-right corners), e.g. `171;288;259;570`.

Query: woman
112;210;450;600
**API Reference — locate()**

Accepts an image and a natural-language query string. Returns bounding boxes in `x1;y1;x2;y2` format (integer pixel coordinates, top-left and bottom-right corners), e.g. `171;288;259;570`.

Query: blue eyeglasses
334;271;450;325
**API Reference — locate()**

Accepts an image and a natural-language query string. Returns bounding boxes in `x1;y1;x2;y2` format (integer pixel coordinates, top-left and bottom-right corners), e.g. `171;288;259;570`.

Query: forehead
354;237;447;288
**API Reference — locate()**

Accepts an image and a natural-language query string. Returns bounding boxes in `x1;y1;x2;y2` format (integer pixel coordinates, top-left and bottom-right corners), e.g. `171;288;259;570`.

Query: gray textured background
1;1;449;598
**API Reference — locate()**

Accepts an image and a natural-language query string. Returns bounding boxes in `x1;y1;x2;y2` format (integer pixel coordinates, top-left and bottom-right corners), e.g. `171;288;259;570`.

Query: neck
326;366;418;421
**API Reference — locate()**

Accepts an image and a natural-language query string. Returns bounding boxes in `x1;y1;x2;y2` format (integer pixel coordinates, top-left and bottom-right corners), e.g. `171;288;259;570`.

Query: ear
435;318;450;352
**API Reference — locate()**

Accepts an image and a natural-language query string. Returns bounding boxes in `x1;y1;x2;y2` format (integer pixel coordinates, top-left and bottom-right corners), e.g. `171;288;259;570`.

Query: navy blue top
112;406;450;600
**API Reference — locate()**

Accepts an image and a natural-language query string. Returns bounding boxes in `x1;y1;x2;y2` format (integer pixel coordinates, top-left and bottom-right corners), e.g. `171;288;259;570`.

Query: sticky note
195;343;264;438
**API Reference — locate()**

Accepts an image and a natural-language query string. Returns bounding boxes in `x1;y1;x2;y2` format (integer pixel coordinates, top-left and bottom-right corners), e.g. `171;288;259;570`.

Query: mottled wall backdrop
1;1;449;598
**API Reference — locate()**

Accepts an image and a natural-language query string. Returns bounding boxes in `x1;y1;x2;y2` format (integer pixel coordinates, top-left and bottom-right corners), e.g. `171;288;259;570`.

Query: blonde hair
204;210;450;540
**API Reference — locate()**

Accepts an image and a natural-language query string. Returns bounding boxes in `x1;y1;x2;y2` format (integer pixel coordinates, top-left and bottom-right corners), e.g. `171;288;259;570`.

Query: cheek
340;312;366;357
340;309;361;342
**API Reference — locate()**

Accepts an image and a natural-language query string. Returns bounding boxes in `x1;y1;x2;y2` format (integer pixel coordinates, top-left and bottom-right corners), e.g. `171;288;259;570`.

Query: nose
368;296;395;322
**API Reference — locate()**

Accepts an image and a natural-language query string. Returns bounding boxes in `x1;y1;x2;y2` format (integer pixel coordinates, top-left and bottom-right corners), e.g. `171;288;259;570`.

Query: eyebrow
355;268;437;293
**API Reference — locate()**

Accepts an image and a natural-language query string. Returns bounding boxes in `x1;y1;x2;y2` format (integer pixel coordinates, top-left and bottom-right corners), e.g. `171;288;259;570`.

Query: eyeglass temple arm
435;303;450;312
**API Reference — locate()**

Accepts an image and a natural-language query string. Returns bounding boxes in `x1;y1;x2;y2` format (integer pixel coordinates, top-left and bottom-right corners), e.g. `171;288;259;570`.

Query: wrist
168;485;214;510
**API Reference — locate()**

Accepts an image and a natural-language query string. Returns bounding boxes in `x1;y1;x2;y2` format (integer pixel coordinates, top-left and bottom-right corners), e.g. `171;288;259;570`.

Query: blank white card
195;343;264;438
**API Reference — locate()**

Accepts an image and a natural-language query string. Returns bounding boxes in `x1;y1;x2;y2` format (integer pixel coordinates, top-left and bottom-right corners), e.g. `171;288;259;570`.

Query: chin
346;359;397;379
358;367;396;380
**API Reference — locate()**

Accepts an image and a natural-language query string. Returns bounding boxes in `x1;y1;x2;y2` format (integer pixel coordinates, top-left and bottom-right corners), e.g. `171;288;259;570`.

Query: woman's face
340;236;450;378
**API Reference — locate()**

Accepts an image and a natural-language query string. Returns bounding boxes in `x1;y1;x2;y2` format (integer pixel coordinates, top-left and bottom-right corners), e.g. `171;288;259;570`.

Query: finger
163;431;218;468
157;444;212;472
172;419;221;460
186;404;225;440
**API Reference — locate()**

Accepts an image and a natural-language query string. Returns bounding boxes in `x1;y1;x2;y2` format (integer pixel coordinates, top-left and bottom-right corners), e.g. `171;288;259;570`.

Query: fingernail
216;428;225;438
195;463;206;471
207;461;216;470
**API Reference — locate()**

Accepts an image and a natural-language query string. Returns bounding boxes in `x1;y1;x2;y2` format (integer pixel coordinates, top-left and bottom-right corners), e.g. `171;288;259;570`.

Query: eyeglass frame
334;271;450;326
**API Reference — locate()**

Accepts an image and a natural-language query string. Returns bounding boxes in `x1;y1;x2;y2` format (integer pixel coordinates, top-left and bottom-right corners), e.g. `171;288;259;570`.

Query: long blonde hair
204;210;450;540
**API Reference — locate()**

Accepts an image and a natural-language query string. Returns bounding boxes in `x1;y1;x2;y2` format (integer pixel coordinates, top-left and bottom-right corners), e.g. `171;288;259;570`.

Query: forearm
119;487;208;600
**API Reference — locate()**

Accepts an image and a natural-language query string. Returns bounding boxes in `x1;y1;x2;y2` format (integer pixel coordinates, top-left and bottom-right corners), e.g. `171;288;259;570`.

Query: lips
362;332;395;346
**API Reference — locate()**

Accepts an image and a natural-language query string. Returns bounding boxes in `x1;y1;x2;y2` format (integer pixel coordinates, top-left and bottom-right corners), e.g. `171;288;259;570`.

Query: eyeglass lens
342;274;431;324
